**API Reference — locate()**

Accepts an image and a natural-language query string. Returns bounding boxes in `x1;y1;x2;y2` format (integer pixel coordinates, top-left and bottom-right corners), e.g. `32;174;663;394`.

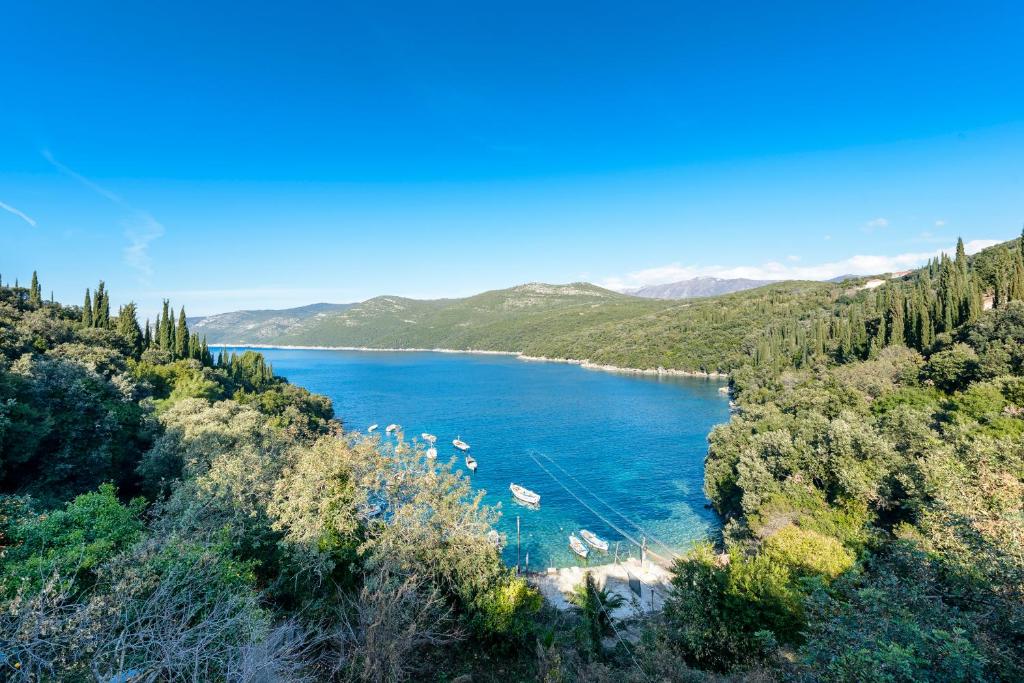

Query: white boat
579;529;609;552
569;534;589;559
509;483;540;506
385;424;399;434
421;433;437;443
367;424;378;432
426;447;437;459
465;455;477;471
453;437;470;451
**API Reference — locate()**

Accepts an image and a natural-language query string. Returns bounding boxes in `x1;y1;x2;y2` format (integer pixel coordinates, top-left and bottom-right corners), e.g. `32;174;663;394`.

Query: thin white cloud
786;254;800;262
865;217;889;230
601;239;1002;291
43;150;164;281
934;219;946;227
0;201;37;227
123;214;165;278
42;149;124;204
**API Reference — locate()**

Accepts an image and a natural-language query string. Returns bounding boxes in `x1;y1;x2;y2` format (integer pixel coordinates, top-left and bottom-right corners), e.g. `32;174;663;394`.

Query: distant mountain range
625;277;775;299
191;241;1023;371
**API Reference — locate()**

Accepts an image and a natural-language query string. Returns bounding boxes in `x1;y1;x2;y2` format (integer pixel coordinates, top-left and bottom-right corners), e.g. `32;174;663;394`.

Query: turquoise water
220;348;729;568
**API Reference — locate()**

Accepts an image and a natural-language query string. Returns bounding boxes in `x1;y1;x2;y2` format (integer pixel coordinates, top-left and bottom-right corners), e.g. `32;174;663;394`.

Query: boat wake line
525;450;677;566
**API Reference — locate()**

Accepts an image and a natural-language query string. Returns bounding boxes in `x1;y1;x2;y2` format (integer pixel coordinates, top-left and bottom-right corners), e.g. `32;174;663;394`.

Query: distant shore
210;343;730;380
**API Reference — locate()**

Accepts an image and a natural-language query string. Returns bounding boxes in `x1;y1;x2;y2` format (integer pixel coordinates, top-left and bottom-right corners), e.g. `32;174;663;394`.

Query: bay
218;347;729;569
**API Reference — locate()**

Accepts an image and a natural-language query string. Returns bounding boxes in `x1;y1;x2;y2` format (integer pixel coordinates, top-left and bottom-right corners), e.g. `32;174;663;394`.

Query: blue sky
2;1;1022;316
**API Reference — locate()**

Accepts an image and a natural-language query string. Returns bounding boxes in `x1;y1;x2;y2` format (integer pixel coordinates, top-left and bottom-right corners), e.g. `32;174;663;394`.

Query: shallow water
219;348;729;568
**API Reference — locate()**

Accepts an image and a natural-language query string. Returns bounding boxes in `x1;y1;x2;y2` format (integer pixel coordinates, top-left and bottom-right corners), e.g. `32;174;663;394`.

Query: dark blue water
220;348;729;568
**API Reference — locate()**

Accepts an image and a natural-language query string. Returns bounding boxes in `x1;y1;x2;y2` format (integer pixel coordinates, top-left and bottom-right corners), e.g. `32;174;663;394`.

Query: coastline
210;343;730;380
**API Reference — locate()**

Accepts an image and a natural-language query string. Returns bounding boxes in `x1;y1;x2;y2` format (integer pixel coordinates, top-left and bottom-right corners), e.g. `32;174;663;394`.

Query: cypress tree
887;289;905;346
28;271;42;307
143;319;152;349
175;308;189;359
82;289;93;327
201;337;212;366
1010;241;1024;302
167;306;177;357
159;301;172;351
93;281;110;328
116;303;144;357
955;237;968;280
93;281;104;327
874;314;887;352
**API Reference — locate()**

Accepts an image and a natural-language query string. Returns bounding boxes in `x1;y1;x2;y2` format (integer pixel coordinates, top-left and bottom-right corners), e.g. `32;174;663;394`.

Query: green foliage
761;524;854;580
800;544;990;682
0;484;145;595
925;343;980;392
660;545;782;671
472;574;544;641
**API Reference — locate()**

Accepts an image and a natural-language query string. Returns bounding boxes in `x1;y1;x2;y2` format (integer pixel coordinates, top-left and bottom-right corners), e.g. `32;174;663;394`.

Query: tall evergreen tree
143;318;152;349
116;303;144;357
28;271;42;307
175;308;189;359
168;306;177;357
955;237;968;280
159;301;172;351
886;288;905;346
93;281;110;328
82;289;93;327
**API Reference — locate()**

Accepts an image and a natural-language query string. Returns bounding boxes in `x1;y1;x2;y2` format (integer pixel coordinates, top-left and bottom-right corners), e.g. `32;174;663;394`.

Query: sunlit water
217;348;729;568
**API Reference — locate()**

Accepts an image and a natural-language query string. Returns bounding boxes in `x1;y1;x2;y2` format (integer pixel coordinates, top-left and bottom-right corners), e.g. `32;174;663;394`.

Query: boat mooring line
529;449;680;561
527;452;672;565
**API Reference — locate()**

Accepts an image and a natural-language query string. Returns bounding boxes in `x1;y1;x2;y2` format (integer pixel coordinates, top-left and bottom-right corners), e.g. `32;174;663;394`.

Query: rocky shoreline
211;343;730;380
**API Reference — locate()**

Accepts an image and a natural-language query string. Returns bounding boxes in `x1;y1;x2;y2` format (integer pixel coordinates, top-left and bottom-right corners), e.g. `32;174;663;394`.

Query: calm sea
217;348;729;569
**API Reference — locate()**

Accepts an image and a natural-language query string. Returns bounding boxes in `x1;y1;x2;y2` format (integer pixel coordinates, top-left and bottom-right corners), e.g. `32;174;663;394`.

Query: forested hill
194;279;848;373
194;238;1024;376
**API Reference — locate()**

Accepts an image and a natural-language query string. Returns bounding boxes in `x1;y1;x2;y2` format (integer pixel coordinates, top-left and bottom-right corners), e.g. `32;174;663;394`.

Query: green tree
117;302;144;357
28;271;42;308
175;307;189;359
82;288;93;327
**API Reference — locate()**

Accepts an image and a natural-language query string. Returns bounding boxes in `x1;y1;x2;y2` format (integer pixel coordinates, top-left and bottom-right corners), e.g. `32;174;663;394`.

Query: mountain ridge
626;276;775;299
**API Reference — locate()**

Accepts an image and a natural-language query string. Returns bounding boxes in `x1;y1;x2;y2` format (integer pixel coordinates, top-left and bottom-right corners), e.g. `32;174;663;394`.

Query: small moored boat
385;424;399;434
367;424;378;432
579;530;609;552
509;483;540;506
426;447;437;459
569;534;589;559
421;433;437;443
465;455;477;471
453;437;470;451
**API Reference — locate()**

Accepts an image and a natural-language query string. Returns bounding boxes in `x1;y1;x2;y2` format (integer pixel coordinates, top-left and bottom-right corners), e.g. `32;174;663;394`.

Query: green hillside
198;279;862;373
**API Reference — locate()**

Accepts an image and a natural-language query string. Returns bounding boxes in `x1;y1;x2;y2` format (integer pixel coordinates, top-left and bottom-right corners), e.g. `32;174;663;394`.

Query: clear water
219;348;729;569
